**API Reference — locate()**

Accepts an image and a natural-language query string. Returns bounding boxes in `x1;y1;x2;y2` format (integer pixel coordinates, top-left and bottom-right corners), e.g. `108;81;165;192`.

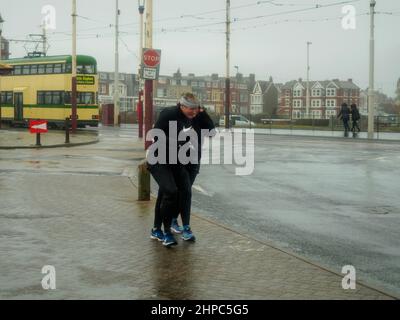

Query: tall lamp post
0;14;5;129
0;13;4;61
144;0;153;150
225;0;231;129
368;0;376;139
306;41;312;119
71;0;78;132
137;0;145;138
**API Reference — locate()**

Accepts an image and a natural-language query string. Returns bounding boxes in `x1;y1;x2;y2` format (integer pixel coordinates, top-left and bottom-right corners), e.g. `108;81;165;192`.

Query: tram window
45;64;54;74
38;91;65;105
54;64;62;74
22;65;30;75
77;92;94;104
13;65;22;75
45;92;52;104
38;65;45;74
77;65;95;74
30;65;38;74
53;92;62;105
65;64;72;73
37;92;45;105
1;92;13;104
64;92;71;104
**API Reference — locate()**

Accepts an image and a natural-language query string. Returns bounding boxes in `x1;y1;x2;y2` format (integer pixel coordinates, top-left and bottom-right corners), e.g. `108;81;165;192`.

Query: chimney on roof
211;73;218;80
348;78;353;83
298;78;303;82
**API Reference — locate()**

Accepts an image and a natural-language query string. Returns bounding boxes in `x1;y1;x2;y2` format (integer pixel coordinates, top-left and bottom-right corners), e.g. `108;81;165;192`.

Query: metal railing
217;114;400;140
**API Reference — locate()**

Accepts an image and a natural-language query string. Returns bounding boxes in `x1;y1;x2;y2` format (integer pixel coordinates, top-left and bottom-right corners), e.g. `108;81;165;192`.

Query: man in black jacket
147;93;215;247
350;103;361;133
338;103;351;137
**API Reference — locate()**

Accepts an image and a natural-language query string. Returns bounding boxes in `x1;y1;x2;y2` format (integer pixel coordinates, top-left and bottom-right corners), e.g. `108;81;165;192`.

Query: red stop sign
143;49;161;68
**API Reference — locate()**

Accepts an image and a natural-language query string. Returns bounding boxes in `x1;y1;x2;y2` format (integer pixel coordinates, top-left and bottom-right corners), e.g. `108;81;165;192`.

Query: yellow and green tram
0;54;99;128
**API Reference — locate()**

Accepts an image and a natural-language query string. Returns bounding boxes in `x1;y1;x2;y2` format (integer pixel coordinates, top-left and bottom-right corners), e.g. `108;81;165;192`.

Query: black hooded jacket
149;104;215;165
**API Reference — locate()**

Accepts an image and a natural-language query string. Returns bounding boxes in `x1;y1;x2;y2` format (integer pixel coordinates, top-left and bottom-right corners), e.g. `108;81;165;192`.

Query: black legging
342;118;350;133
150;164;197;232
351;120;360;132
148;164;179;233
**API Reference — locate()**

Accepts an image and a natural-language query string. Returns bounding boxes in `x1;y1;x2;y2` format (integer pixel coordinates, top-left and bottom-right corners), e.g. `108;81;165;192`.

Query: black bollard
36;133;41;146
65;118;70;144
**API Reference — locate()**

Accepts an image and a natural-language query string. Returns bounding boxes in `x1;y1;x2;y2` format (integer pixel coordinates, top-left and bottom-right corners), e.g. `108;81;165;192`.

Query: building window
326;88;336;96
311;110;321;119
293;99;302;108
293;110;301;119
312;89;321;96
311;99;321;107
240;93;248;103
293;89;302;97
326;99;336;108
326;110;337;119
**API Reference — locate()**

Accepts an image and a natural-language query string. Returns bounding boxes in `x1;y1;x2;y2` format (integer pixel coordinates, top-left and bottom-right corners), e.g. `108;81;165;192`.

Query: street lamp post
306;41;312;119
225;0;231;129
137;0;145;138
368;0;376;139
0;13;4;60
114;0;120;126
0;14;5;129
71;0;78;132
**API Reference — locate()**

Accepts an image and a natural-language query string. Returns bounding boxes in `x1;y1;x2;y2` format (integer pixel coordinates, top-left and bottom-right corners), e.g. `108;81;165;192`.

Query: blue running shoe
171;218;183;234
163;232;178;247
182;225;196;242
150;228;164;242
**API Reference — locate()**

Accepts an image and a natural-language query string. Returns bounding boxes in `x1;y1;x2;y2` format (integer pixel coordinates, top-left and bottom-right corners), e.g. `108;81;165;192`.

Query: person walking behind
148;93;215;247
338;103;351;137
350;103;361;134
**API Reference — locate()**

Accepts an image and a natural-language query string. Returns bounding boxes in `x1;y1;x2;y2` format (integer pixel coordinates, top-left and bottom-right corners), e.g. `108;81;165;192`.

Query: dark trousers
173;165;199;225
343;119;350;134
351;120;360;132
148;164;179;233
149;164;198;232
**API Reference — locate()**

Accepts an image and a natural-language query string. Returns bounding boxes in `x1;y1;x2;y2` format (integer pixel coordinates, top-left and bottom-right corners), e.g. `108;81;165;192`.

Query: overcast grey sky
1;0;399;96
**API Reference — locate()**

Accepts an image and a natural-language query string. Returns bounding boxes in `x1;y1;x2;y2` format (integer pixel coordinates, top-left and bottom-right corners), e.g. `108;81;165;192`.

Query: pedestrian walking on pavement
338;102;351;137
350;103;361;134
147;92;215;247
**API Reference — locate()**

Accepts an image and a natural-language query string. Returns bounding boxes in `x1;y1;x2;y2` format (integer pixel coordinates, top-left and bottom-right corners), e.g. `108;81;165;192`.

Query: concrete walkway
0;126;397;299
0;128;98;149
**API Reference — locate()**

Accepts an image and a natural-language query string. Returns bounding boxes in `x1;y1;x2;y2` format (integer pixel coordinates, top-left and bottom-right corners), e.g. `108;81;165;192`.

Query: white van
219;115;255;127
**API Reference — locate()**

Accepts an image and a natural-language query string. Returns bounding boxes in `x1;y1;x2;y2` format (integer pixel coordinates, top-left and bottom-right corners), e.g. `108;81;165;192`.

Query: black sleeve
197;110;215;131
154;108;171;132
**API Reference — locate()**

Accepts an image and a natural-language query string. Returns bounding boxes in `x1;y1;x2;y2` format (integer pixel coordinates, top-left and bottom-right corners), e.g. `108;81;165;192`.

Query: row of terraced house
98;69;361;119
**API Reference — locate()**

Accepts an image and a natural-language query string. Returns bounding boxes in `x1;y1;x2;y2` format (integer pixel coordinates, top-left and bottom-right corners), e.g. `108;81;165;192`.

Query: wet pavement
0;125;398;299
0;128;99;148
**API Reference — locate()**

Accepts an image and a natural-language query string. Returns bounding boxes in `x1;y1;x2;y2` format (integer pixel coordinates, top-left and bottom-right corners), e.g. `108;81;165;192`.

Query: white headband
180;96;199;108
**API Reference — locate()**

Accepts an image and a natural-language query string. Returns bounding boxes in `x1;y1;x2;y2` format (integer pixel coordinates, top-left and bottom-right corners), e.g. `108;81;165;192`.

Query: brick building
277;79;360;119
